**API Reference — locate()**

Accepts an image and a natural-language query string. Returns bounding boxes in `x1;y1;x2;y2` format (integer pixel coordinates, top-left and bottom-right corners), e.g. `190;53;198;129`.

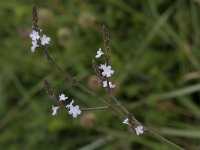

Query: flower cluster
51;93;81;118
122;118;144;136
95;48;115;88
30;29;51;52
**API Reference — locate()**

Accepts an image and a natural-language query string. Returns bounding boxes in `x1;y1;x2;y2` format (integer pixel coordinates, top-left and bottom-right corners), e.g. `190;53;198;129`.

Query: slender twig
146;128;185;150
80;106;109;111
111;95;129;115
102;25;112;103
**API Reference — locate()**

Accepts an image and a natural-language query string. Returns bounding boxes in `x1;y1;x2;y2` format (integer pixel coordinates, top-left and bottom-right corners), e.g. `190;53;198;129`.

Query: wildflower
52;105;59;116
59;94;68;101
40;34;51;45
95;48;104;58
101;65;114;77
31;40;39;53
66;100;75;109
123;118;130;125
66;100;81;118
30;30;40;41
68;105;81;118
135;125;144;135
99;63;106;70
103;81;115;88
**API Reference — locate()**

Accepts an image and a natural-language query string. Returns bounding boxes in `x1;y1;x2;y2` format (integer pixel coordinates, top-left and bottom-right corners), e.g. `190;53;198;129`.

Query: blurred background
1;0;200;149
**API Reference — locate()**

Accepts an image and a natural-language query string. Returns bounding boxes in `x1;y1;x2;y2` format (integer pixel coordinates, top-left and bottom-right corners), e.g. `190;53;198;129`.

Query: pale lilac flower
101;65;114;77
52;105;59;116
30;30;40;41
31;40;38;53
66;100;75;109
66;100;81;118
59;94;68;101
99;63;107;70
135;125;144;135
40;35;51;45
123;118;130;125
103;81;115;88
95;48;104;58
68;105;81;118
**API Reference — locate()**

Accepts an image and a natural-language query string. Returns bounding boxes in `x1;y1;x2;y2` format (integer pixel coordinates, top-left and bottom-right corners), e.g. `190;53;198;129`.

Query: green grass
1;0;200;149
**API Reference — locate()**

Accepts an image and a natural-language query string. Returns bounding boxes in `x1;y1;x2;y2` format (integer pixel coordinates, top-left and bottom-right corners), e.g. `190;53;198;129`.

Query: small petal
30;30;40;41
31;40;38;53
123;118;130;125
68;105;81;118
101;65;114;77
95;48;104;58
102;81;115;88
52;105;59;116
59;94;68;101
135;125;144;135
66;100;74;109
99;63;107;70
40;35;51;45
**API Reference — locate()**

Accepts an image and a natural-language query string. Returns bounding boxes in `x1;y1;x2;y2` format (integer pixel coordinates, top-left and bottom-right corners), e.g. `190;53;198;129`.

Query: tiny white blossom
101;65;114;77
59;94;68;101
66;100;81;118
52;105;59;116
30;30;40;41
103;81;115;88
123;118;130;125
68;105;81;118
31;40;38;53
66;100;75;109
99;63;107;70
95;48;104;58
135;125;144;135
40;35;51;45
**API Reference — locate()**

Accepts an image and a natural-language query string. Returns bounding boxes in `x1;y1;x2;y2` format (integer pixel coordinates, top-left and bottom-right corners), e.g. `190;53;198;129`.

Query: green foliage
1;0;200;149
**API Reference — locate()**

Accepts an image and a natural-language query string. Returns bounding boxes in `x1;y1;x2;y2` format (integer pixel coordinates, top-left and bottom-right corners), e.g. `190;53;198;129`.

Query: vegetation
1;0;200;149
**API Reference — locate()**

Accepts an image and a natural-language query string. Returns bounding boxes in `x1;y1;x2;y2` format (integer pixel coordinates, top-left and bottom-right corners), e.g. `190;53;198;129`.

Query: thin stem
146;128;185;150
111;94;129;115
102;25;112;103
80;106;109;111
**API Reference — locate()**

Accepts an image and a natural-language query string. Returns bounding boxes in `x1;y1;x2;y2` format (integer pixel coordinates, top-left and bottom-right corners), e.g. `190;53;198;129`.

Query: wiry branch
102;25;112;102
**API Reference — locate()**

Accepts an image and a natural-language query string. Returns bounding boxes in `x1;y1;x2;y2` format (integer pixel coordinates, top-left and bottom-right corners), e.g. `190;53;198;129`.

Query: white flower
123;118;130;125
68;105;81;118
135;125;144;135
101;65;114;77
30;30;40;41
99;63;107;70
40;35;51;45
59;94;68;101
31;40;38;53
66;100;81;118
95;48;104;58
66;100;74;109
52;105;59;116
103;81;115;88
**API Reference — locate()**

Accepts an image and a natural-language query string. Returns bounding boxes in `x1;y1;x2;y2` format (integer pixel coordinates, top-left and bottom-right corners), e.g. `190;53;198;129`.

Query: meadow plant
30;5;185;150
